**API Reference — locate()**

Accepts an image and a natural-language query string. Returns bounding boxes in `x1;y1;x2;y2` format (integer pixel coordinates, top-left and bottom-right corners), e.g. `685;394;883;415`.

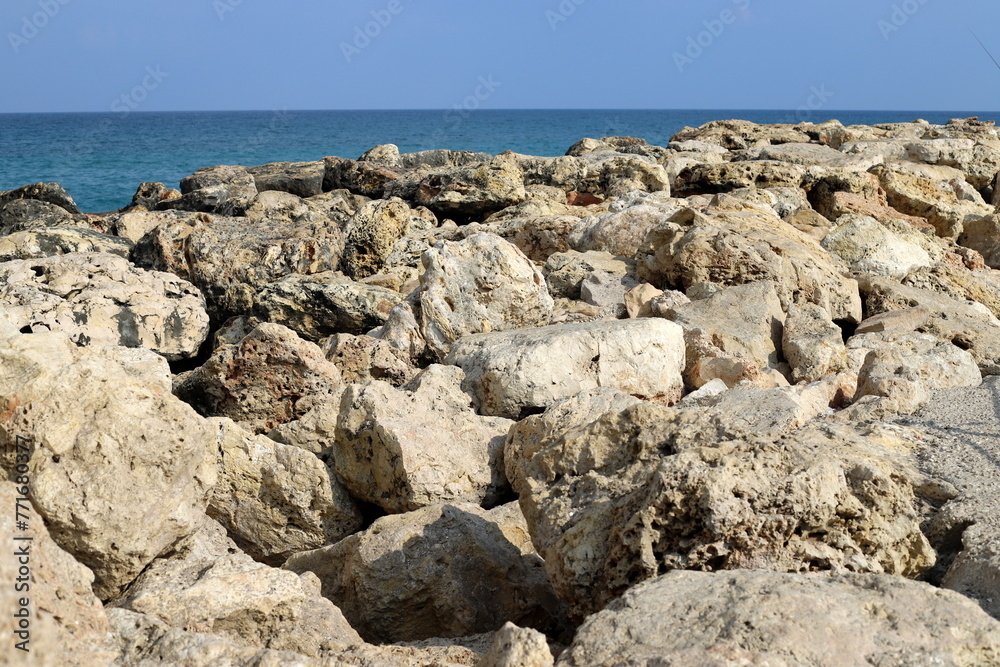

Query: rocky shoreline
3;117;1000;664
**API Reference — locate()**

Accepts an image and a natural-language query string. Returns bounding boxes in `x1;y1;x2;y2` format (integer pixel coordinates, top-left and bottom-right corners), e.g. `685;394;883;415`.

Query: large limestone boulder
412;152;527;222
248;160;325;198
846;332;981;417
822;214;941;279
556;571;1000;666
637;195;863;322
0;482;115;665
158;165;258;216
0;198;77;236
255;272;402;341
333;365;513;513
509;400;933;619
284;503;567;644
568;192;684;258
0;226;133;261
112;519;364;658
446;319;685;420
859;274;1000;375
0;331;218;600
673;161;806;196
872;161;992;238
174;323;343;434
207;419;363;565
341;198;412;279
783;302;849;383
131;208;345;323
959;214;1000;269
0;252;210;360
665;280;786;380
670;119;810;150
420;232;554;359
321;333;417;386
543;250;632;300
0;181;82;214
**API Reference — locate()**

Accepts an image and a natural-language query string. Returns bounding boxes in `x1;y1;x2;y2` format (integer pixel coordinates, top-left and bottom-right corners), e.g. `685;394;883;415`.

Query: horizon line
2;108;1000;116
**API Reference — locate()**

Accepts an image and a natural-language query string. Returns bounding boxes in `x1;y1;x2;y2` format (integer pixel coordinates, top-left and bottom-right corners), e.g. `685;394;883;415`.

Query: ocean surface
2;109;999;213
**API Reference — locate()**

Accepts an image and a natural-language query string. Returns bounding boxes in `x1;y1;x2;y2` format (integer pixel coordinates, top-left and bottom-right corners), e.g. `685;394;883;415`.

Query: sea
2;109;999;213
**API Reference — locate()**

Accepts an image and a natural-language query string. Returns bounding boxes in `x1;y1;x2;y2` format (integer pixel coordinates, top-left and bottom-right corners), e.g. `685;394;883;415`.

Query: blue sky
2;0;999;113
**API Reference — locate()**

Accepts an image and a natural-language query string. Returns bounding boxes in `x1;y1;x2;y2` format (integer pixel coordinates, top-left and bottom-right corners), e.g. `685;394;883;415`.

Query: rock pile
4;117;1000;664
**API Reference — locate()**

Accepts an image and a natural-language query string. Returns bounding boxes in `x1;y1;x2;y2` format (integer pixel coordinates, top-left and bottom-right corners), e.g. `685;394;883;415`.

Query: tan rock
637;195;863;322
207;419;362;565
334;365;513;513
284;503;567;643
321;333;416;386
342;198;412;279
0;331;218;600
175;323;343;434
556;571;1000;667
419;232;554;358
783;302;848;383
113;518;364;657
477;623;554;667
446;319;685;420
855;306;932;335
0;482;114;665
623;283;663;318
0;252;209;360
822;214;941;279
510;400;934;619
543;250;632;300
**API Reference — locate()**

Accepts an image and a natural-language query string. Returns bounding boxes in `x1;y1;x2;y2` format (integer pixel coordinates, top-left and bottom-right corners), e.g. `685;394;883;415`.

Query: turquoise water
2;109;999;213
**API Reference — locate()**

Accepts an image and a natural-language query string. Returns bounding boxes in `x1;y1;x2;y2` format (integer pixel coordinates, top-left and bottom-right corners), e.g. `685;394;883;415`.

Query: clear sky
2;0;1000;113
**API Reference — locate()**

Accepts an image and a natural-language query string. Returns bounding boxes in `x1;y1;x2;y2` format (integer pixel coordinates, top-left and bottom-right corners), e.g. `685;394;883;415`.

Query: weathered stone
207;419;362;565
579;270;638;318
637;195;863;322
420;232;554;359
859;274;1000;374
321;333;416;386
0;330;218;600
0;181;81;214
159;165;258;216
670;120;810;150
543;250;632;300
126;181;180;212
0;198;76;236
342;198;412;279
845;332;981;417
249;160;325;198
556;571;1000;667
0;226;132;261
113;518;364;657
674;161;806;196
132;210;344;323
783;302;848;383
414;152;527;222
174;323;343;434
568;192;684;258
855;306;932;335
0;252;210;360
447;319;685;420
474;214;580;263
477;623;554;667
510;400;934;618
284;503;567;643
333;365;513;513
748;141;849;165
959;214;1000;269
623;283;663;318
0;482;114;665
872;161;992;239
256;272;402;341
822;214;941;280
667;280;785;375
